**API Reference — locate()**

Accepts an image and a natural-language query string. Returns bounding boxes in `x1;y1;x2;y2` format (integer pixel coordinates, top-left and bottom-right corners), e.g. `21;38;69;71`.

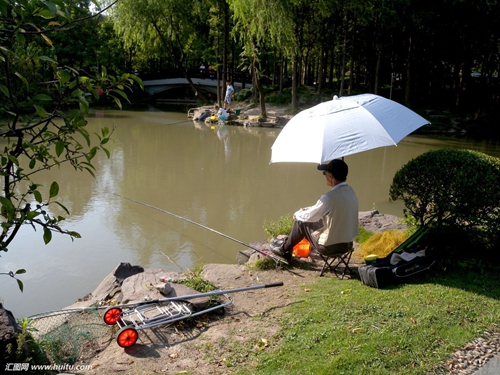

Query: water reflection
1;108;500;318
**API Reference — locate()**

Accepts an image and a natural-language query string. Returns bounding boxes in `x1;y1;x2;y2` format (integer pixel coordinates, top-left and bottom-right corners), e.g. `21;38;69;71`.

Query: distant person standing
224;80;235;110
199;63;206;79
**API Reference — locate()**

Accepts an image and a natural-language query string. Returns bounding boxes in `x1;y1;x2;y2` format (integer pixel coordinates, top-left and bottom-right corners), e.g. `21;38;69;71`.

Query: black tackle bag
358;227;437;289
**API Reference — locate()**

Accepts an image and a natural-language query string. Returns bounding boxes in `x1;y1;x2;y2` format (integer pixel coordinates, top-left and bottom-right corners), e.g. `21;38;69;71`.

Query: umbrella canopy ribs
270;94;430;164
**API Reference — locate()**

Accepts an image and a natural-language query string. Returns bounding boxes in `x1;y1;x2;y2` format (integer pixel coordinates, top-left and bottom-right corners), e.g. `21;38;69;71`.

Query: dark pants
283;220;353;257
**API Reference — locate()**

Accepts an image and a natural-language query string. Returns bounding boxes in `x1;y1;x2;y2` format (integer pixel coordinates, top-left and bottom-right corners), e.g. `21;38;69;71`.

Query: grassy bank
231;265;500;374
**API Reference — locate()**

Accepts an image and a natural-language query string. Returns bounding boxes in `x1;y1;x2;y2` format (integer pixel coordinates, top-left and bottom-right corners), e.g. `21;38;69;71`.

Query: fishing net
28;307;113;364
354;229;409;260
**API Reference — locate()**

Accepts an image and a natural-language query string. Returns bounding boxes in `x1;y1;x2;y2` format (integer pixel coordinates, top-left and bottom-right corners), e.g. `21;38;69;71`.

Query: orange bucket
292;238;311;258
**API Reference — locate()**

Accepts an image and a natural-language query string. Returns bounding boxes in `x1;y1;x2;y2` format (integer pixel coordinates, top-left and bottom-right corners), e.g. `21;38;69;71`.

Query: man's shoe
270;238;292;262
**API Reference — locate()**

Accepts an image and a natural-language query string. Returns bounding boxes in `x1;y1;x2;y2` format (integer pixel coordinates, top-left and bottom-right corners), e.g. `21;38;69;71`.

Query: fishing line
164;119;193;126
110;195;233;267
107;198;190;270
113;193;288;266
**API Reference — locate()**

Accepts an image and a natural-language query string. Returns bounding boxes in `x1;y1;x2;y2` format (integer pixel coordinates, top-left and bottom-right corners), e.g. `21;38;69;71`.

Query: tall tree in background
112;0;211;102
229;0;295;117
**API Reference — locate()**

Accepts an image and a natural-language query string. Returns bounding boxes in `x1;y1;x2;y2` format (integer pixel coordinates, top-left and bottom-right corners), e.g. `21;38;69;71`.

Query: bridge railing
137;68;252;85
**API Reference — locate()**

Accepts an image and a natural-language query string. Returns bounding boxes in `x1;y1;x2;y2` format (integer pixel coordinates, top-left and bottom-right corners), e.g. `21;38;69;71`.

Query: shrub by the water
263;214;294;239
233;88;253;102
389;149;500;254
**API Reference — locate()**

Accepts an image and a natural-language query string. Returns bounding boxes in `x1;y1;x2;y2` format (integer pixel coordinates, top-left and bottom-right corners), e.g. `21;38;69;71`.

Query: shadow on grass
373;260;500;301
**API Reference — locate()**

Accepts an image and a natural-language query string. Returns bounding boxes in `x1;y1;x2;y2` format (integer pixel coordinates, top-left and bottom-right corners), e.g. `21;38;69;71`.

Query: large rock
68;263;211;311
0;303;20;366
67;262;145;308
120;269;210;309
120;268;184;304
358;210;407;233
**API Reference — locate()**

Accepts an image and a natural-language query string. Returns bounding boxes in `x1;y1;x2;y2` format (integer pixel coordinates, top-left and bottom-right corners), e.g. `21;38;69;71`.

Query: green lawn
235;264;500;374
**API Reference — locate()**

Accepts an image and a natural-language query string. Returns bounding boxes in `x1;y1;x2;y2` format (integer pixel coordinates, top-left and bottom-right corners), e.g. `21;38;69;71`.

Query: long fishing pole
165;119;193;126
113;193;289;266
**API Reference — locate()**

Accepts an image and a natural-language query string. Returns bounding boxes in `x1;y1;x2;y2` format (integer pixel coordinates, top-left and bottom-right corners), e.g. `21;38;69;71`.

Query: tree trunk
223;1;229;81
252;57;267;118
251;64;258;102
339;19;348;97
329;43;335;88
374;45;381;95
317;48;324;95
348;19;356;95
279;54;284;94
272;49;277;86
216;32;221;106
292;54;298;111
405;35;412;107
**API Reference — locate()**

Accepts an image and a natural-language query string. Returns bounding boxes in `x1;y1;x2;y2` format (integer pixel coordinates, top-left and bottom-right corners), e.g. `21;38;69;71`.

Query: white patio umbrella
270;93;430;164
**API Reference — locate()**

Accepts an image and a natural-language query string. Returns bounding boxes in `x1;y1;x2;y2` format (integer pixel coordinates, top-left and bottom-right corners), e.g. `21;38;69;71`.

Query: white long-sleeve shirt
294;182;359;246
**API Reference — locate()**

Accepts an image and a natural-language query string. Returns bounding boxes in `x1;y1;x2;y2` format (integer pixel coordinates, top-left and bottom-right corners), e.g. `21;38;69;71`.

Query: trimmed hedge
389;149;500;250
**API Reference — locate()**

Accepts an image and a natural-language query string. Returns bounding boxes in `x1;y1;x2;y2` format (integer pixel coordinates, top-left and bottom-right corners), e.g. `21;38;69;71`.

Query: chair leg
332;251;353;279
318;251;353;279
318;253;334;277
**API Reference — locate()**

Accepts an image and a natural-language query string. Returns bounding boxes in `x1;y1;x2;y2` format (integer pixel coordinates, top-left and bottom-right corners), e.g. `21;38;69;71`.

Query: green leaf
128;74;144;90
68;231;81;239
15;72;28;87
27;211;40;220
101;126;110;138
102;146;110;158
111;95;123;110
53;201;70;215
33;190;42;203
33;94;52;101
37;9;55;19
49;181;59;198
58;70;70;85
15;269;26;275
55;140;64;157
0;196;15;211
34;104;48;117
110;89;128;100
0;84;10;98
15;33;26;45
45;1;58;16
17;279;24;293
8;155;19;166
43;227;52;244
83;166;96;178
39;56;57;64
29;158;36;169
86;147;97;161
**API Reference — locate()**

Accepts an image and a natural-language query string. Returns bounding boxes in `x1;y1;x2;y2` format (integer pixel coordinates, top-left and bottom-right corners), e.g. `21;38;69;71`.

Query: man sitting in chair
270;159;359;263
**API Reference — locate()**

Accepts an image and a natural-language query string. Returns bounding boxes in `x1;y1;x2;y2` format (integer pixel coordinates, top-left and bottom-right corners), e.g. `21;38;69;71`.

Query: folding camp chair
317;247;354;278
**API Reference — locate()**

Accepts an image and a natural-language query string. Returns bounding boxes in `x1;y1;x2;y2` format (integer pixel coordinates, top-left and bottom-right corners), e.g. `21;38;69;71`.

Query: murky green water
2;108;500;318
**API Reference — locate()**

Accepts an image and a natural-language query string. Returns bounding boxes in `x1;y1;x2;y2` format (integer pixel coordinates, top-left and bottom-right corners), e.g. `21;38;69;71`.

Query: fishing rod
165;119;193;126
113;193;289;266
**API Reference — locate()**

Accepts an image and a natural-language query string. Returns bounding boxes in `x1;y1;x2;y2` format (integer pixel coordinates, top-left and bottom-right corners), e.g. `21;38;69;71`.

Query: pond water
2;107;500;318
